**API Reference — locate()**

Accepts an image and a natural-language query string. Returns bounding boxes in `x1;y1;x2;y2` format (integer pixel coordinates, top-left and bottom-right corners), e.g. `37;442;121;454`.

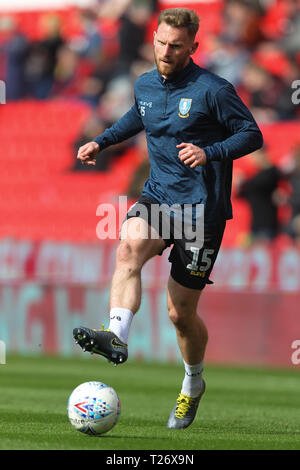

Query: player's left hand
177;143;207;168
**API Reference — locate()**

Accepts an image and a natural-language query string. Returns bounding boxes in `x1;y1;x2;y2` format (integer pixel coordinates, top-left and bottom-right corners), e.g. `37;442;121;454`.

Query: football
67;381;121;436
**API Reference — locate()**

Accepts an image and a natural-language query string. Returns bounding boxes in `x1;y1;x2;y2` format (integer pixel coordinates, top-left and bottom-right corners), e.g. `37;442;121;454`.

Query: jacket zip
164;80;169;115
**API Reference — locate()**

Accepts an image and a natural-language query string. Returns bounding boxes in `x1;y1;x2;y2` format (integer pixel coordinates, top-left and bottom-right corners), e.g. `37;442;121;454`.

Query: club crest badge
178;98;192;118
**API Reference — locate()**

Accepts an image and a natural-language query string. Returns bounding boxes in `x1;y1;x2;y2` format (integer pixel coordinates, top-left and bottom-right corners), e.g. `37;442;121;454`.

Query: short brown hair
158;8;200;39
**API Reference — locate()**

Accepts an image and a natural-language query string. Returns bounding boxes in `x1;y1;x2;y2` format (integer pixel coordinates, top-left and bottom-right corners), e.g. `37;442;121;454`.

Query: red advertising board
0;239;299;367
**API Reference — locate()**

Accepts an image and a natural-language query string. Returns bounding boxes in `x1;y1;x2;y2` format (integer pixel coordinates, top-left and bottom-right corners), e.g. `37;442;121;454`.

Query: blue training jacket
94;59;263;224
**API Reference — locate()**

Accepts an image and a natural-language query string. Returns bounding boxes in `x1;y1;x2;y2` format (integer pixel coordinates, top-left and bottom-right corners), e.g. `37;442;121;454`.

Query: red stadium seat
0;100;143;241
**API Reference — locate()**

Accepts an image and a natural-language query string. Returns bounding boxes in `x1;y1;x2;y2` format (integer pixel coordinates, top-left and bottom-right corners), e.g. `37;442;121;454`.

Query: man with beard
73;8;263;429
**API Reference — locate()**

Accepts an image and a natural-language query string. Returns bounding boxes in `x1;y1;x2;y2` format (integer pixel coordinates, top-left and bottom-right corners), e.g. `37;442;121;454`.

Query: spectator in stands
240;62;288;123
284;143;300;241
97;75;134;121
280;0;300;57
70;9;103;65
0;0;297;127
250;40;300;120
91;56;117;88
24;14;64;99
78;75;104;107
0;16;29;100
222;0;265;48
112;2;153;78
205;34;250;86
51;44;80;97
236;147;282;241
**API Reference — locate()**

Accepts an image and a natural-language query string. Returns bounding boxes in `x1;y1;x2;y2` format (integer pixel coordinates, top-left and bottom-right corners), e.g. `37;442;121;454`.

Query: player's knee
116;240;143;272
168;306;191;331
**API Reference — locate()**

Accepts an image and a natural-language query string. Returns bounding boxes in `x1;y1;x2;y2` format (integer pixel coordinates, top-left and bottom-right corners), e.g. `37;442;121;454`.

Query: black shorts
125;195;225;290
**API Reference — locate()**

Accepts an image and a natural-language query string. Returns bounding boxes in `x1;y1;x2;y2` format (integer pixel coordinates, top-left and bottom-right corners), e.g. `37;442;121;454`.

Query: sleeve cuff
202;146;217;162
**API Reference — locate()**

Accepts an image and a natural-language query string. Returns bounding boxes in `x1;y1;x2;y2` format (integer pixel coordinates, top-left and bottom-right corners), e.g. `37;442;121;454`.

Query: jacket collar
156;58;195;87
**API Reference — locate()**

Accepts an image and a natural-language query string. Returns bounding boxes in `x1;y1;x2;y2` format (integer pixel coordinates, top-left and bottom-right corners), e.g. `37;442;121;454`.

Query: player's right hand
77;141;100;166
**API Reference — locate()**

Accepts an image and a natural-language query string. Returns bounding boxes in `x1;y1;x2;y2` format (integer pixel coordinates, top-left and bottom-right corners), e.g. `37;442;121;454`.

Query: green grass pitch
0;355;299;450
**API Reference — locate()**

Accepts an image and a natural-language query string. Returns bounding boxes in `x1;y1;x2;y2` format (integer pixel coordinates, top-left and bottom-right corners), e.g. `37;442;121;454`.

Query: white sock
108;308;133;344
180;360;204;398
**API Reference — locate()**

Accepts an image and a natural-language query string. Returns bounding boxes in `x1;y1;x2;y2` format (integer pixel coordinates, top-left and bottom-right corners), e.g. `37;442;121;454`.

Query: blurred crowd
203;0;300;122
0;0;300;243
1;0;299;120
234;143;300;243
0;0;158;109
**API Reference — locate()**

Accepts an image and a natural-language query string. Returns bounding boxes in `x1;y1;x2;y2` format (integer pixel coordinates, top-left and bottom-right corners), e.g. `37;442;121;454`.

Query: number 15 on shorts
187;248;215;272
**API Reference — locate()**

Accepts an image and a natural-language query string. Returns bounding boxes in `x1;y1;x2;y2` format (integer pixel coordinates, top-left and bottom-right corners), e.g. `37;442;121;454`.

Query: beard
154;50;188;79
